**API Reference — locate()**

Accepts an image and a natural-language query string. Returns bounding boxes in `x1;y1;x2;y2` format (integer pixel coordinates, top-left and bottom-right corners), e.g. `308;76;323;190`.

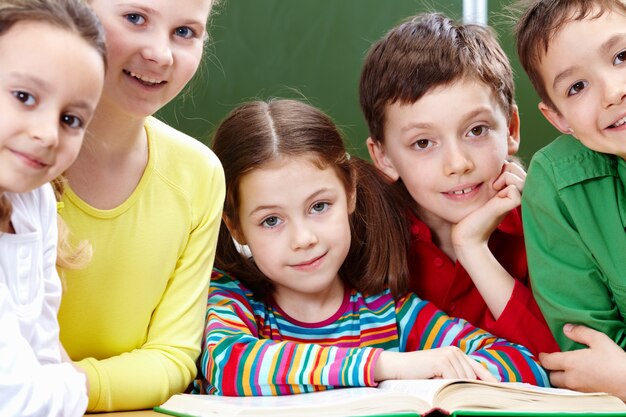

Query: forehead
94;0;213;23
539;10;626;86
0;20;104;106
238;158;343;205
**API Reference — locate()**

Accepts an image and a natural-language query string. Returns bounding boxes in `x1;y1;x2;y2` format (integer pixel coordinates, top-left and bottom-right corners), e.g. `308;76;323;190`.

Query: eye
125;13;146;25
261;216;283;229
468;125;489;137
413;139;433;150
567;81;588;97
61;114;83;130
614;49;626;65
13;90;36;106
310;202;330;214
174;26;196;39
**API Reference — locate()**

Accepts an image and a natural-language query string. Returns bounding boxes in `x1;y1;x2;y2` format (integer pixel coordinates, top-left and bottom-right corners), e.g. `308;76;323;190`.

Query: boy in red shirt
359;12;559;356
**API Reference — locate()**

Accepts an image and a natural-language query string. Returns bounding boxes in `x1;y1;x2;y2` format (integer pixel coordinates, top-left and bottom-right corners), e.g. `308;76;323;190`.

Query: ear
539;102;573;135
507;105;521;156
366;137;400;182
223;214;246;245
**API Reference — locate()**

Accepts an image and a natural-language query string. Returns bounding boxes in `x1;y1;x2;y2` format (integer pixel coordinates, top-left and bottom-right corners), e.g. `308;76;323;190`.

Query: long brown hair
212;99;410;300
0;0;106;268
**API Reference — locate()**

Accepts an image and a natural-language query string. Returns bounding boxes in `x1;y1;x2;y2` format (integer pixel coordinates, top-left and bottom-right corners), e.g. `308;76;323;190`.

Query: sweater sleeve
197;273;381;396
395;293;550;386
78;159;225;412
0;185;87;417
484;279;560;356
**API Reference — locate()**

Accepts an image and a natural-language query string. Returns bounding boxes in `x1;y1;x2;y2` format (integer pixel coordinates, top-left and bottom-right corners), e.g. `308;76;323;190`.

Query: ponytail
340;157;411;298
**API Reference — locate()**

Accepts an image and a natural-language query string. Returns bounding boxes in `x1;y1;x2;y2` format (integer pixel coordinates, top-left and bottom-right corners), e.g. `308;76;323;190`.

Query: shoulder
6;184;56;228
146;116;223;176
528;134;618;190
145;117;225;208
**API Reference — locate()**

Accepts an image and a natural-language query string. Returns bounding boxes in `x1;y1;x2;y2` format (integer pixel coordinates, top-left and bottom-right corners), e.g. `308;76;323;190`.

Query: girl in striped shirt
195;99;549;396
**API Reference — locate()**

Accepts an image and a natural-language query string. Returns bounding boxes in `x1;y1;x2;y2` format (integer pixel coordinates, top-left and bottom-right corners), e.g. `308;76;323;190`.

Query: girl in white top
0;1;106;416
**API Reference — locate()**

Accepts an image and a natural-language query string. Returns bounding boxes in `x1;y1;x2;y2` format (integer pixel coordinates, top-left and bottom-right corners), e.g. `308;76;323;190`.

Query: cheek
175;48;203;85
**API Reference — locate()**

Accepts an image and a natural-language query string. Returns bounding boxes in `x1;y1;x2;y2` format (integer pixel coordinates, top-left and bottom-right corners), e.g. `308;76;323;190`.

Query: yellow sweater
58;117;225;411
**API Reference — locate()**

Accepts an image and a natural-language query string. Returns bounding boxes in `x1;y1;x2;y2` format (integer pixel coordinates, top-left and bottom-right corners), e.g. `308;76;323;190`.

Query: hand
375;347;498;382
540;324;626;401
452;160;525;251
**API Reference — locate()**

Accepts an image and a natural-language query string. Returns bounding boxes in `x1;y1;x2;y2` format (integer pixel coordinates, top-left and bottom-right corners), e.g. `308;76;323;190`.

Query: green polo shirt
522;134;626;351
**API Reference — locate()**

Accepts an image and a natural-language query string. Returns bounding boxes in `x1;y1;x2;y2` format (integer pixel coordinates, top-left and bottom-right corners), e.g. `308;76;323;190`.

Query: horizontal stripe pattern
195;269;548;396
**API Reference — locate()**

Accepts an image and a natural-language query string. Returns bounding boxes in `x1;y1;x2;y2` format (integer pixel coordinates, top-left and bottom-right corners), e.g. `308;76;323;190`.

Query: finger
548;370;566;388
469;359;498;382
562;323;606;348
496;184;522;202
503;160;527;179
539;351;567;371
493;171;525;192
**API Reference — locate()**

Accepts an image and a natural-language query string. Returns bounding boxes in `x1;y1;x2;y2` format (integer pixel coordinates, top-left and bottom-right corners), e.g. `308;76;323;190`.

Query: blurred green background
157;0;558;165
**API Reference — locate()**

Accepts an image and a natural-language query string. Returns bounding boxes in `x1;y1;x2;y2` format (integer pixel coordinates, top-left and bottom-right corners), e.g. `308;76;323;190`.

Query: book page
157;388;430;417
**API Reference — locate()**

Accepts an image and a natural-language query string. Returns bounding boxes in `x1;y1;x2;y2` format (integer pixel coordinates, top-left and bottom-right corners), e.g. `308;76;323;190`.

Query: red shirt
408;207;559;356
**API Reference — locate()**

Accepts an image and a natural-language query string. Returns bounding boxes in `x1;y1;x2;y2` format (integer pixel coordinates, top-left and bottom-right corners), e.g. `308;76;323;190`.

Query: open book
154;379;626;417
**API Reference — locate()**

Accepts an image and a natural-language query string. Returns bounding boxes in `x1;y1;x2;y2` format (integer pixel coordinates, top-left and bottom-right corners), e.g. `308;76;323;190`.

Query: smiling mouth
292;253;326;268
446;185;477;196
123;69;165;86
609;116;626;129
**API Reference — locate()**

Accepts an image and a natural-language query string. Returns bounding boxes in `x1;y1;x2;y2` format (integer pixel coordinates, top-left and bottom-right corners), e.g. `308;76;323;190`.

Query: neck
274;277;345;323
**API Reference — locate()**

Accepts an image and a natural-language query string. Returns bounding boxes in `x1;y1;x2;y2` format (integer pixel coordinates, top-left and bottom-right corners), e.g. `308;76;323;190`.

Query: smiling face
537;10;626;159
90;0;212;117
369;79;519;230
0;20;104;195
232;157;353;305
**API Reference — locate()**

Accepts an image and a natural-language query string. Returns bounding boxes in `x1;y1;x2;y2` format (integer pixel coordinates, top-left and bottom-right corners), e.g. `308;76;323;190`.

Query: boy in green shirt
515;0;626;400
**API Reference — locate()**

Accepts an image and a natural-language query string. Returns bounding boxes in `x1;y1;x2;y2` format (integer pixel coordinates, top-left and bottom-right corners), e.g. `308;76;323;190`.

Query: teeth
612;116;626;128
450;187;473;195
128;70;163;85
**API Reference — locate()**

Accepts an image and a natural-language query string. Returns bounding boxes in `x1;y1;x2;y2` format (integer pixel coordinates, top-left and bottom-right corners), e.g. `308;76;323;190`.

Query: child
358;12;559;357
56;0;226;412
515;0;626;399
0;0;106;415
194;98;549;396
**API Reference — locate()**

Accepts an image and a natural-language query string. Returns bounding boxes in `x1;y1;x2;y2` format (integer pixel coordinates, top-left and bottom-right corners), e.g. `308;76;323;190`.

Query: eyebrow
552;66;580;91
10;72;51;94
247;188;334;217
400;107;494;133
601;33;626;56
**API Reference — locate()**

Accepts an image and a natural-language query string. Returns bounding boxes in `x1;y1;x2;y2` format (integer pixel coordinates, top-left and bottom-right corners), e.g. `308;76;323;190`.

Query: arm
395;293;550;386
198;272;381;396
540;324;626;400
522;154;624;351
452;160;524;319
77;160;225;411
0;185;87;417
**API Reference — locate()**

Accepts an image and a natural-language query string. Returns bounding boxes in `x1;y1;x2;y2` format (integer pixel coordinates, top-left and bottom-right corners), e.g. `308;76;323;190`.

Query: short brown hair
359;12;514;143
212;99;410;299
514;0;626;111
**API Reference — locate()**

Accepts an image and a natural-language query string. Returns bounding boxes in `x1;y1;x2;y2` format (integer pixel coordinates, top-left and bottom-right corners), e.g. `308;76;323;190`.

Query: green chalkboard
158;0;559;164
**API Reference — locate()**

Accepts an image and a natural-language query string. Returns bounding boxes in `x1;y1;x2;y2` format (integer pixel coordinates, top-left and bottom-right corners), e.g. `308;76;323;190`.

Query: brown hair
0;0;105;268
359;12;514;143
212;99;410;300
514;0;626;111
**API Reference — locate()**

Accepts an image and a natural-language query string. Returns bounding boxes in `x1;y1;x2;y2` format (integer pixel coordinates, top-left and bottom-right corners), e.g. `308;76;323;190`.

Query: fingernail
563;323;574;333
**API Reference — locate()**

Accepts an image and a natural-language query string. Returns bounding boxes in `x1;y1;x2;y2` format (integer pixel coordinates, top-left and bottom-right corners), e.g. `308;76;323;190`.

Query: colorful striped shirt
195;269;549;396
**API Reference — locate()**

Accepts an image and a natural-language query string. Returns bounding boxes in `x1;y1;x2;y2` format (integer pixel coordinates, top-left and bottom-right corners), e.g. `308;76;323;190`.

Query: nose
443;140;473;176
31;113;59;148
289;219;318;251
141;34;173;66
601;74;626;108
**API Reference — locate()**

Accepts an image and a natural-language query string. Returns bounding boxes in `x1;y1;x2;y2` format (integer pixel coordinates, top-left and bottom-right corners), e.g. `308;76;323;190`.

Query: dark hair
0;0;105;264
212;99;410;300
359;12;514;144
514;0;626;111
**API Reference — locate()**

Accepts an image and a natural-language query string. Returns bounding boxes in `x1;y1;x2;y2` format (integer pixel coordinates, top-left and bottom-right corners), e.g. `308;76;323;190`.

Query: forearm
455;242;515;319
201;333;381;395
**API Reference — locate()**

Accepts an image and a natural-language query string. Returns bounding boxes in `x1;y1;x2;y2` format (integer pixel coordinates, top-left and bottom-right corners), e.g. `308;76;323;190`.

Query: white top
0;184;87;417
